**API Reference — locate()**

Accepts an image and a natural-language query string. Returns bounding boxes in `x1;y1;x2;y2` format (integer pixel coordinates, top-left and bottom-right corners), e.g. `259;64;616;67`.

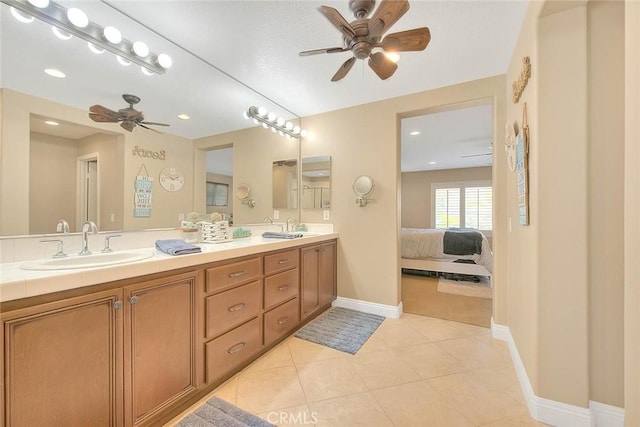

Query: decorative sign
512;56;531;103
516;103;530;225
134;164;153;217
132;145;166;160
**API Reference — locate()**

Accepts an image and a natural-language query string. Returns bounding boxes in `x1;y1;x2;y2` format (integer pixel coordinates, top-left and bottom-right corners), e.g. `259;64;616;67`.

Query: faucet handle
40;239;67;258
102;234;122;253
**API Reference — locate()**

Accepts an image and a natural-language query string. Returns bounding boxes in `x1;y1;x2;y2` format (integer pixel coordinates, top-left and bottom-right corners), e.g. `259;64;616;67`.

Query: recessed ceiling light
45;120;59;126
429;161;436;165
409;131;421;136
177;114;190;120
44;68;65;78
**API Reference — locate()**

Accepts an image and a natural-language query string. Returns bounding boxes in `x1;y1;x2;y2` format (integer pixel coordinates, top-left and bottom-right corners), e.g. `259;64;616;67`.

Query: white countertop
0;233;338;303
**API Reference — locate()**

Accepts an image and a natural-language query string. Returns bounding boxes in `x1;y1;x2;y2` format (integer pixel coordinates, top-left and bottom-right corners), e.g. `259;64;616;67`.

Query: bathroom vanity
0;233;337;426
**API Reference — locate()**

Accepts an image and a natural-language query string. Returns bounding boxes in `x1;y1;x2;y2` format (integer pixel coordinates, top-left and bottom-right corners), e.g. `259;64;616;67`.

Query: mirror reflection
301;156;331;210
272;159;298;210
1;1;300;236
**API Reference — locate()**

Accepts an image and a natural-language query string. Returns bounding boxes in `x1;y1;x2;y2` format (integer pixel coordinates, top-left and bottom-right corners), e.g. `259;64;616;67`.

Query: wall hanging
134;164;153;217
516;103;530;225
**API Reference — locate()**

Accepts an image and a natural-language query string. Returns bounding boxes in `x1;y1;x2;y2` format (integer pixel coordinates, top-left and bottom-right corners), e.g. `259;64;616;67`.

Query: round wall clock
159;167;185;192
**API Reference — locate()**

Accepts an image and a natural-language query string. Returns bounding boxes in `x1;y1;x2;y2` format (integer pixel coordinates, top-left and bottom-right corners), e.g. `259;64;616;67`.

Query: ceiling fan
88;94;170;133
299;0;431;82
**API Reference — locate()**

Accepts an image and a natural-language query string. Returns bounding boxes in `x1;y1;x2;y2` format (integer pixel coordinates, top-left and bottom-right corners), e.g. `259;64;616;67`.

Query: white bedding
401;228;493;273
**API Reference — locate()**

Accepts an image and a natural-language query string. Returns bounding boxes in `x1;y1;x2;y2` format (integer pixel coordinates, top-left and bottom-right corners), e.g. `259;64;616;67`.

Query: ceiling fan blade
299;47;350;56
379;27;431;52
89;104;120;119
368;0;410;38
139;123;165;134
140;121;170;127
120;121;136;132
119;108;144;121
368;52;398;80
331;57;357;82
317;6;356;41
89;112;120;123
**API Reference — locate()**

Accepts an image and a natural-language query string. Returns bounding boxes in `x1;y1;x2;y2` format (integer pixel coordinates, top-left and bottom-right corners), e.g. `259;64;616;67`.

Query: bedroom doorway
399;101;494;327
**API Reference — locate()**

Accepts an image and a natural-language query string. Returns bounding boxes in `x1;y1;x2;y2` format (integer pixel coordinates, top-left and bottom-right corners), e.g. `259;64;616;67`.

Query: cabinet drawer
206;257;261;293
264;249;299;275
206;280;261;339
205;318;261;383
264;268;299;310
264;297;299;346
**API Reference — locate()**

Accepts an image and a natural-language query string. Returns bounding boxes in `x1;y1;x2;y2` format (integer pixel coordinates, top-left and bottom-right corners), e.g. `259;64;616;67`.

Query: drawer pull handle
277;259;289;265
316;248;325;253
228;270;246;278
277;316;290;325
228;303;246;312
227;342;247;354
277;284;290;292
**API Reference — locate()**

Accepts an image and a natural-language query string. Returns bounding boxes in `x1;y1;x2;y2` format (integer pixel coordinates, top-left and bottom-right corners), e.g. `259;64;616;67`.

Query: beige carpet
402;273;492;327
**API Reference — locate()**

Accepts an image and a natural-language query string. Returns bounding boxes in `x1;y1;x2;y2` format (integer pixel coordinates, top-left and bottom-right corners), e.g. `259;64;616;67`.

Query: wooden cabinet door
317;243;336;307
123;271;198;426
301;246;319;318
3;289;123;427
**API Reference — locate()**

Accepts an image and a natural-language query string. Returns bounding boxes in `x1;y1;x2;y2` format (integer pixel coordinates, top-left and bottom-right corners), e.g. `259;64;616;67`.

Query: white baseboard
332;297;403;318
490;318;624;427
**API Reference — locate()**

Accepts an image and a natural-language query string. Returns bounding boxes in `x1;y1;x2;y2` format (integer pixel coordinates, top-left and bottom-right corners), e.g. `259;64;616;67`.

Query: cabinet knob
277;284;290;292
277;316;290;325
129;295;139;305
113;300;123;310
227;303;246;312
227;342;247;354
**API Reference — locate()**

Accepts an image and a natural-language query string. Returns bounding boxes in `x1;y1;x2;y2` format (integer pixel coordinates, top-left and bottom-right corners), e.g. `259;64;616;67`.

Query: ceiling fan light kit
2;0;172;75
299;0;431;82
243;106;307;139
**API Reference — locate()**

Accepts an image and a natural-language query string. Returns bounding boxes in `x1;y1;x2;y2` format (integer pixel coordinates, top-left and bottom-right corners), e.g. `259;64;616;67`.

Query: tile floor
166;313;547;427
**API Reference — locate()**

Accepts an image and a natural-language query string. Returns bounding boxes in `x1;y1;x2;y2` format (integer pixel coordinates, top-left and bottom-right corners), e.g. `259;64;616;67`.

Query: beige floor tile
356;335;390;353
243;341;295;373
309;391;394;427
371;319;431;348
435;335;511;369
212;375;238;404
480;414;550;426
409;316;485;342
393;342;475;379
297;358;368;402
235;366;307;414
428;371;529;425
350;349;422;389
371;379;473;427
287;336;349;365
256;404;316;427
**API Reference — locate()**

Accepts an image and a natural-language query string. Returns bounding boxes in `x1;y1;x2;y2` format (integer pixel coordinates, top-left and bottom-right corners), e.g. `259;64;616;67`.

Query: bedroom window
432;181;492;231
206;182;229;207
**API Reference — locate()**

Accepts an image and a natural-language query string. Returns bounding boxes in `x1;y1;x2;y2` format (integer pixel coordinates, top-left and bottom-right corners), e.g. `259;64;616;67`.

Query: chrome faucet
56;219;69;233
79;221;98;256
286;216;297;232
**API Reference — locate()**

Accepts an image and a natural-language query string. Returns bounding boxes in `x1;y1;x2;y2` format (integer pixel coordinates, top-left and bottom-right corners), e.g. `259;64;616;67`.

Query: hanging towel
262;232;303;239
155;239;202;255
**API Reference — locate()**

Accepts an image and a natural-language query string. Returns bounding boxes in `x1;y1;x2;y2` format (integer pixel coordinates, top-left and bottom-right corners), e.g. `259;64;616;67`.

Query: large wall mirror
301;155;331;210
0;1;301;236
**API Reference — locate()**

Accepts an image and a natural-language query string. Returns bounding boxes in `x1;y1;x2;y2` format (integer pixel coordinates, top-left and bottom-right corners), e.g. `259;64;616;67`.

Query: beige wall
401;167;492;229
625;1;640;424
300;76;506;308
505;0;625;410
205;172;233;215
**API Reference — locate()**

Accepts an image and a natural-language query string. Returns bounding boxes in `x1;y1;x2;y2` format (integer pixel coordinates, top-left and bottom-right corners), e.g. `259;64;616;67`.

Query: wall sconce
353;175;375;207
235;183;255;208
2;0;172;75
243;106;307;139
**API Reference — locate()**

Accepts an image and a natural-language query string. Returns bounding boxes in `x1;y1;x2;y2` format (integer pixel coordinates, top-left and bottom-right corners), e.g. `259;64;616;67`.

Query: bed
401;228;493;278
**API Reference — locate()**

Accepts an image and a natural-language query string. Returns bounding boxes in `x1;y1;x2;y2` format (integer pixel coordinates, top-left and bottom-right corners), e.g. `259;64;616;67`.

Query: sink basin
20;250;155;271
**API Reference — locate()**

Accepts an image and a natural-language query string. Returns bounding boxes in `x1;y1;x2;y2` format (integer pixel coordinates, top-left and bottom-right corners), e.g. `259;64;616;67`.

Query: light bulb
300;130;308;138
252;118;259;125
243;111;250;119
285;122;293;130
132;41;149;58
116;56;131;66
293;126;301;134
157;53;172;68
28;0;49;8
262;123;268;129
67;8;88;28
10;7;34;23
141;67;155;76
276;117;285;126
267;112;276;122
270;127;277;133
103;26;122;44
384;52;400;63
52;26;72;40
278;130;284;136
257;107;267;117
88;42;105;54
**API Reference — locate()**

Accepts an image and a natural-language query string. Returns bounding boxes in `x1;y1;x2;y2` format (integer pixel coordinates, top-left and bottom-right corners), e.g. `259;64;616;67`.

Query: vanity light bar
2;0;171;75
243;106;307;139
